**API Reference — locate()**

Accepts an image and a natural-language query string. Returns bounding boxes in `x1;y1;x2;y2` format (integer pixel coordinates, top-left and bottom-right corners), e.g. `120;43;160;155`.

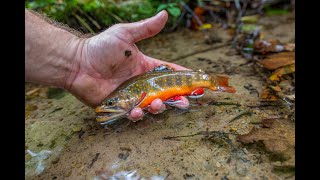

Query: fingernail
155;104;166;114
157;10;165;17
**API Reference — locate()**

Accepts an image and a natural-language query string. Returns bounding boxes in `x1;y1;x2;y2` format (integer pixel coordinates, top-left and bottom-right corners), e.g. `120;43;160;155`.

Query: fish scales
111;71;218;108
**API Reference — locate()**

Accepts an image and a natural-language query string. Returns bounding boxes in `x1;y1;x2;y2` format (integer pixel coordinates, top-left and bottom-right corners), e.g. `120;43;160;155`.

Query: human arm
25;9;189;121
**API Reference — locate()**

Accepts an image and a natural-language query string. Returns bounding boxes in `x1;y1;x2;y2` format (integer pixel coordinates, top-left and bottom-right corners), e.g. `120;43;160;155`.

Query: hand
67;10;189;121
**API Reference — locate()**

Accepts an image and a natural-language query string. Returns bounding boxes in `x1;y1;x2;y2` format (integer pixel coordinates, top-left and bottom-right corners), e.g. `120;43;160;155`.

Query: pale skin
25;9;190;121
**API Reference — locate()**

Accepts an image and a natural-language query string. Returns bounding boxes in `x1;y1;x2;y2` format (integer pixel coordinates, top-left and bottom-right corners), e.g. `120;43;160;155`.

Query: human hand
66;10;189;121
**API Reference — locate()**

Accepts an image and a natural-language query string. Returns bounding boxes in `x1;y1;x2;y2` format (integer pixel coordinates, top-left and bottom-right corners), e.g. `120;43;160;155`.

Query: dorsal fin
150;64;175;72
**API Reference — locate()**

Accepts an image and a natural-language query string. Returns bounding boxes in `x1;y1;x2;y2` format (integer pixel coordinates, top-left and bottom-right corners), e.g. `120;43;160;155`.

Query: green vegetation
25;0;185;33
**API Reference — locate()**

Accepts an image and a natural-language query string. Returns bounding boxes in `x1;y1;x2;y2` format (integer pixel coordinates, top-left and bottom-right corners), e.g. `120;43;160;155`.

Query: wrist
25;9;87;90
60;36;86;91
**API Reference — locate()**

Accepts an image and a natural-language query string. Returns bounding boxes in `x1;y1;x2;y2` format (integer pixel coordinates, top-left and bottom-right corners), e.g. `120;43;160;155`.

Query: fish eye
106;97;119;106
106;99;113;106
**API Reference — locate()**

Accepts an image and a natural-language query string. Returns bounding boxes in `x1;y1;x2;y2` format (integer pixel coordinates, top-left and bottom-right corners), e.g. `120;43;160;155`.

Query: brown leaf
259;52;295;70
269;85;282;92
237;119;295;154
261;118;275;128
260;87;278;101
269;64;295;81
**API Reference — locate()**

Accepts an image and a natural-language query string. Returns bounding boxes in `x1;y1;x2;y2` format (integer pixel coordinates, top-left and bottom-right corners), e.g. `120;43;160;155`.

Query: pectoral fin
188;88;205;98
135;92;147;106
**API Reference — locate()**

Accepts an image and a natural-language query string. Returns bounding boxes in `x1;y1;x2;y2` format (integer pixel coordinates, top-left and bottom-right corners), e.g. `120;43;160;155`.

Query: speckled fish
95;65;236;125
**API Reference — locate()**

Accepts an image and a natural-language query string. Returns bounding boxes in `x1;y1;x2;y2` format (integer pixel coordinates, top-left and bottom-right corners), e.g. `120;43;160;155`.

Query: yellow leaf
200;23;212;29
269;74;280;81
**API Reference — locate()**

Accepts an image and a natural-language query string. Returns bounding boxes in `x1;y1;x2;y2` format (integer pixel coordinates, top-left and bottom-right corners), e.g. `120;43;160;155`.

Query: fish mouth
95;105;128;124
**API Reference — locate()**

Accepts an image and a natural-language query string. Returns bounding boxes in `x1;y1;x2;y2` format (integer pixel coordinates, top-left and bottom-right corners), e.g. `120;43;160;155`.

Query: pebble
72;126;82;133
64;170;72;177
51;156;60;164
243;148;249;154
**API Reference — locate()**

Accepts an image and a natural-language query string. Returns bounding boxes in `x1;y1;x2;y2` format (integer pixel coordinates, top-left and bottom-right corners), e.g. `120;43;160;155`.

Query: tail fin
210;74;236;93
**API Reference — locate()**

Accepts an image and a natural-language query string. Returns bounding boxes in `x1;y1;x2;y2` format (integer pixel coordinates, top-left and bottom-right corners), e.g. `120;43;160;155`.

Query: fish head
95;91;138;124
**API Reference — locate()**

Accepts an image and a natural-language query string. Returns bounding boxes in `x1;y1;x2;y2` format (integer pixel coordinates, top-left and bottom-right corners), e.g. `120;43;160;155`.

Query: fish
95;65;236;125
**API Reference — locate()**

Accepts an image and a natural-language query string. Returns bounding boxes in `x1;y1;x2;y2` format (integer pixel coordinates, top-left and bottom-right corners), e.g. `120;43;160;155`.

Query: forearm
25;9;83;89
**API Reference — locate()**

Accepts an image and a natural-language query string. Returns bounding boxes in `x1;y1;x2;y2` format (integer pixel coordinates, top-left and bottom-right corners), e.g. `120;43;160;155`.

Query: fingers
169;96;190;109
128;107;144;122
143;55;191;71
128;97;191;122
123;10;168;43
127;98;166;122
148;98;166;114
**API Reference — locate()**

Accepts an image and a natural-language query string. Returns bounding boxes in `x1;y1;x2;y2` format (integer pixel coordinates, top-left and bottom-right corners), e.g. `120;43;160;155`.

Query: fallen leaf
261;118;276;128
26;88;40;96
270;64;295;81
260;87;278;101
259;52;295;70
200;23;212;29
237;118;294;159
269;85;282;92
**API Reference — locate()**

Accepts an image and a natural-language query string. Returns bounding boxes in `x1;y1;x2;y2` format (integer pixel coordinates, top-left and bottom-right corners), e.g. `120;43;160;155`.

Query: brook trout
95;65;236;125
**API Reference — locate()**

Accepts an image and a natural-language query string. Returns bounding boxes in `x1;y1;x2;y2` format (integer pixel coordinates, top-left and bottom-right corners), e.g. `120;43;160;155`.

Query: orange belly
138;86;199;108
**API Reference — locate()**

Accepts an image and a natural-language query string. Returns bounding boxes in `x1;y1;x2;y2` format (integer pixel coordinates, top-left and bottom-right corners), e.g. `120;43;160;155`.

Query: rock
64;170;72;177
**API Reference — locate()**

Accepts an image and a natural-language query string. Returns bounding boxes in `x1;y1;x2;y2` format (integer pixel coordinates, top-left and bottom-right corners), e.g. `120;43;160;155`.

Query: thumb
124;10;168;43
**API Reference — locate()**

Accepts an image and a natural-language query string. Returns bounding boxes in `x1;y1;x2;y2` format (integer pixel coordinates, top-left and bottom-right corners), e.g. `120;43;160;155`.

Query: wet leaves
259;52;295;70
269;64;295;81
237;118;294;169
237;119;294;152
260;87;278;101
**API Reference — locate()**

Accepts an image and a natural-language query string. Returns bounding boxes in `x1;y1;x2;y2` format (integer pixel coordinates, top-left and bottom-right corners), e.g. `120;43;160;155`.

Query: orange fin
188;88;205;98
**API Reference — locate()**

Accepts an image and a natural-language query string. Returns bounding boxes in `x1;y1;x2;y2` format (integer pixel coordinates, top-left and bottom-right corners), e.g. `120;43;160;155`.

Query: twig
105;10;124;23
208;101;241;107
180;1;203;27
169;9;187;31
76;6;101;29
26;88;40;96
89;153;100;168
73;13;94;33
229;110;252;123
208;10;229;29
163;132;201;140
